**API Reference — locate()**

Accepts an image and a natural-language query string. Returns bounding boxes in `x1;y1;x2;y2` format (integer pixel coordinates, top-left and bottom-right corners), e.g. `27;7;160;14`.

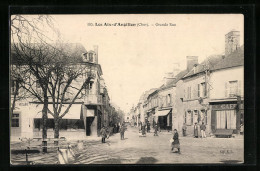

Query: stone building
10;44;112;140
175;30;244;136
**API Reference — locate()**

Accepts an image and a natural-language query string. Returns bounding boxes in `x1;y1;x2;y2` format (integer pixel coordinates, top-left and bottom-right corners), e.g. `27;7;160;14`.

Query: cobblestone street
10;125;243;165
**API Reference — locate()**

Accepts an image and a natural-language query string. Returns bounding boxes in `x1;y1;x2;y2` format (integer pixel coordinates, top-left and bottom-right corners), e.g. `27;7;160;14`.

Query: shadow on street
136;157;158;164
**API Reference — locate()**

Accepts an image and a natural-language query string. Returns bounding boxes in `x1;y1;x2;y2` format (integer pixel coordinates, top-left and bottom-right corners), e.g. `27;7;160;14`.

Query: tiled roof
211;46;244;71
159;69;189;90
183;55;223;78
183;45;244;78
11;43;87;64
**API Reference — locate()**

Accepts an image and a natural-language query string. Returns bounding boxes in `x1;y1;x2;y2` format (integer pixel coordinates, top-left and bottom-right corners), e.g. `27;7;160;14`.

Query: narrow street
11;125;243;165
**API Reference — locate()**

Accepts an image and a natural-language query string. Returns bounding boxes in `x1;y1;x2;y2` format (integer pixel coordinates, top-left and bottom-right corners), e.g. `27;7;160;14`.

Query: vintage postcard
10;14;244;165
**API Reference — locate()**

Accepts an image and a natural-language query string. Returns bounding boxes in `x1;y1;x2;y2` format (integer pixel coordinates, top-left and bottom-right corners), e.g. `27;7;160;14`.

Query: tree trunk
54;117;60;146
42;94;48;153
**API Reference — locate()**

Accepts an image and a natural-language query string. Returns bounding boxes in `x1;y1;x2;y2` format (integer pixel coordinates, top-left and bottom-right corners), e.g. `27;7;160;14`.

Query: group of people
182;122;207;138
139;121;154;136
100;122;127;143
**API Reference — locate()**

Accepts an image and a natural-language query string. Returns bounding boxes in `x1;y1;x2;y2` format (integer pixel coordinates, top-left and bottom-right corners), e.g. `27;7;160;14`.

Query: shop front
154;109;172;131
210;100;242;134
82;105;102;137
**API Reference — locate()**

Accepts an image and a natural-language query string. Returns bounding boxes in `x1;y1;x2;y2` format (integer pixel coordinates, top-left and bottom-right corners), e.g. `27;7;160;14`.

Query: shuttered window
11;113;20;127
186;111;192;125
229;81;238;97
193;110;198;123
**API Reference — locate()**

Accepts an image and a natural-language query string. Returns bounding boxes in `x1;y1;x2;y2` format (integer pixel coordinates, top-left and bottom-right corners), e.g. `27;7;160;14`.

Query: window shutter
225;82;228;97
198;84;200;97
205;110;207;125
192;86;196;99
238;80;242;96
198;111;201;123
191;111;193;124
184;111;186;123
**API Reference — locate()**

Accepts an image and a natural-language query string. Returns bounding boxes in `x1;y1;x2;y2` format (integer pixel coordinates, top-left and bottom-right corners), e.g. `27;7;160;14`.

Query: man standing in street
194;123;199;138
154;124;158;136
200;122;206;138
120;123;125;140
147;121;150;133
100;126;107;143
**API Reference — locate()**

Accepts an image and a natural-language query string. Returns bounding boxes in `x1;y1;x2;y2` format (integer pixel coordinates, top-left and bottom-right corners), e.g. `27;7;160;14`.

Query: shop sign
212;104;237;110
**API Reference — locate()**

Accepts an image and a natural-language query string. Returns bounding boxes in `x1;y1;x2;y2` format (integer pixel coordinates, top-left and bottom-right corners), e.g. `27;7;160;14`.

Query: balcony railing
84;94;102;105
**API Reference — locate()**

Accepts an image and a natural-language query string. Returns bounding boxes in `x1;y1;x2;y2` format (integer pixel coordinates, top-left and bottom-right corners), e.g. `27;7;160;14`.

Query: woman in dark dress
171;129;180;153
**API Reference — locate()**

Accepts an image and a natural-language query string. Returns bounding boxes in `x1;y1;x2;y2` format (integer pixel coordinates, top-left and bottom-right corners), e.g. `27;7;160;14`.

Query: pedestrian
182;123;187;136
200;122;206;138
100;126;107;143
120;124;125;140
154;124;158;136
171;129;180;154
139;122;142;133
194;122;199;138
141;123;146;136
147;121;150;133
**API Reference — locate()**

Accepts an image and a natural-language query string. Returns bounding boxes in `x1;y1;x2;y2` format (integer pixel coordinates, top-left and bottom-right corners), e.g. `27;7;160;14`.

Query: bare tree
11;15;60;152
11;15;98;148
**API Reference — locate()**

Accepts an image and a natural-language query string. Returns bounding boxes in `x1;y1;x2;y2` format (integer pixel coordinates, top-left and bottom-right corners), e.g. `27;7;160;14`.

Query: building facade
10;44;113;141
175;30;244;136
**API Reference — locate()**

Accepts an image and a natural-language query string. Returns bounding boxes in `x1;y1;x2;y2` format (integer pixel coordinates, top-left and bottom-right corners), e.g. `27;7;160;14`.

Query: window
11;80;16;95
197;84;200;97
167;94;171;105
229;81;238;97
11;113;19;127
187;87;191;99
201;82;207;97
193;110;199;123
34;119;85;130
186;111;193;125
216;110;236;129
36;80;43;95
89;53;93;62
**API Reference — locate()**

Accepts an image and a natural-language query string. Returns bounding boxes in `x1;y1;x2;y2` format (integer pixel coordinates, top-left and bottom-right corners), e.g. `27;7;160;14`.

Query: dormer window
89;53;93;62
82;53;88;62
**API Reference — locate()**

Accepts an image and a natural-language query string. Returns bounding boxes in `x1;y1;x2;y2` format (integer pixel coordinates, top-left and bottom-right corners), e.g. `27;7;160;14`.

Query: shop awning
154;110;170;117
33;104;83;119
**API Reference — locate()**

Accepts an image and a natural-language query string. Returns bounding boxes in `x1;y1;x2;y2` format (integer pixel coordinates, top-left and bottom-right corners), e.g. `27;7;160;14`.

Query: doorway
86;117;94;136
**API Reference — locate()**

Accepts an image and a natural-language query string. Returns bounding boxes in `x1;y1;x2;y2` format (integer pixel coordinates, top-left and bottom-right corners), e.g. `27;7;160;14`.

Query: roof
183;45;244;78
211;45;244;71
183;55;223;78
159;69;189;90
11;43;87;64
140;88;157;102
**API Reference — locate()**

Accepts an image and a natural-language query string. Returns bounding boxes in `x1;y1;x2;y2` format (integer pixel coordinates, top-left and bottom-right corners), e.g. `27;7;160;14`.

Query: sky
50;14;243;113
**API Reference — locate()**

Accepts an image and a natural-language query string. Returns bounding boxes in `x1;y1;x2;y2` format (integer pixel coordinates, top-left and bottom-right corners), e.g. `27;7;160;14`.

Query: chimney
172;62;180;76
163;72;175;85
225;30;240;56
186;56;198;71
93;45;98;64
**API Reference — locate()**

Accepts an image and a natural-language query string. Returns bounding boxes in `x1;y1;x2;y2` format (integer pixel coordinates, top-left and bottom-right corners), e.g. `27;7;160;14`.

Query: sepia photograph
10;14;244;165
